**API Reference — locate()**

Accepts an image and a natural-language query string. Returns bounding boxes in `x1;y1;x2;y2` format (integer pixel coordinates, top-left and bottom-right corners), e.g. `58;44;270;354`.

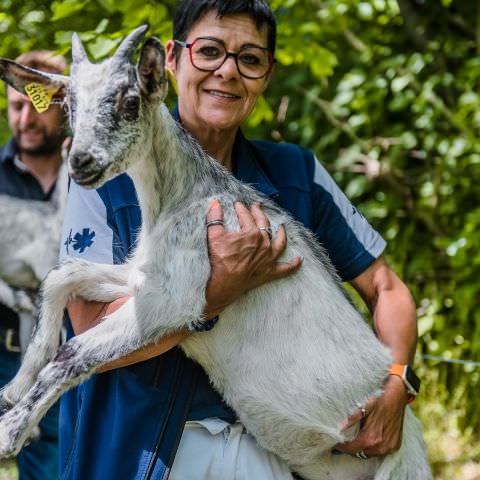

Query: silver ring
206;220;224;228
355;450;368;460
360;406;367;419
258;226;273;239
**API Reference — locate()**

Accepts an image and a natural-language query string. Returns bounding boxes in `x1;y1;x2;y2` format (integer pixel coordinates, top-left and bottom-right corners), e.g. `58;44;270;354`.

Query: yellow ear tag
24;83;60;113
166;68;178;95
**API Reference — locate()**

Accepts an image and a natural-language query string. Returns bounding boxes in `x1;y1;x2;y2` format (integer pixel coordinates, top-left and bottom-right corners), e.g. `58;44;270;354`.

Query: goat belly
179;269;391;474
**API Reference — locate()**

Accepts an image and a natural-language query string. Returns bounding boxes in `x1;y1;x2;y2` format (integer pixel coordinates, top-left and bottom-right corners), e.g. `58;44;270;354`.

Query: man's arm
335;256;418;456
68;201;302;372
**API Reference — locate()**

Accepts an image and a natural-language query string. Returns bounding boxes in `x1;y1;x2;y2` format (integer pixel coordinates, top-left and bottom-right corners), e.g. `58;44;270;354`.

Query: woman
60;1;418;479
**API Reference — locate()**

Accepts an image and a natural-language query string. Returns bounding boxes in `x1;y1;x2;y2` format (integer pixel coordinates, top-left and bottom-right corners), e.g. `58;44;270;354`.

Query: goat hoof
13;290;35;313
0;425;17;459
24;426;41;446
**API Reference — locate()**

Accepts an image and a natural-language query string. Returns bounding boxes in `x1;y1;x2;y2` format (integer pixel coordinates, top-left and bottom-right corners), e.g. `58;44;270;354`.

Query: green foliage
0;0;479;474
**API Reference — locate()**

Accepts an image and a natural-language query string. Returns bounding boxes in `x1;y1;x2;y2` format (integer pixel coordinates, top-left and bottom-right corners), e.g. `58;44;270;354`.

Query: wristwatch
388;364;420;403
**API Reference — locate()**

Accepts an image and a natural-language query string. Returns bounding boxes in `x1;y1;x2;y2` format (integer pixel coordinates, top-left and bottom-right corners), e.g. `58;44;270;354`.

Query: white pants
169;418;294;480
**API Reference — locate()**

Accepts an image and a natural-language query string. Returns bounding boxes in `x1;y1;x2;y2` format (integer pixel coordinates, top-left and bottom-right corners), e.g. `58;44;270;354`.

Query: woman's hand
334;375;408;457
204;200;302;318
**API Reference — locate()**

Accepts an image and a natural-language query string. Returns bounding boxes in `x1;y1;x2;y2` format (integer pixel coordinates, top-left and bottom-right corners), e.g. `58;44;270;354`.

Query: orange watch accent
389;363;405;378
388;364;419;404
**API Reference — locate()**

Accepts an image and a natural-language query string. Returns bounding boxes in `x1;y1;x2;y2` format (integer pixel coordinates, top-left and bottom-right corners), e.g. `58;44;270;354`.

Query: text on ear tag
24;83;60;113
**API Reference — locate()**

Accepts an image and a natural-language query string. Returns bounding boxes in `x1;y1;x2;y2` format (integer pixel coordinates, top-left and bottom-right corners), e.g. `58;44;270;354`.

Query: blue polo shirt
59;125;385;480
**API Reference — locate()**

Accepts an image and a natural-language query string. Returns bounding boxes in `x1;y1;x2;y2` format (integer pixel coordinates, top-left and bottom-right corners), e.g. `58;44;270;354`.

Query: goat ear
137;37;167;100
0;58;69;100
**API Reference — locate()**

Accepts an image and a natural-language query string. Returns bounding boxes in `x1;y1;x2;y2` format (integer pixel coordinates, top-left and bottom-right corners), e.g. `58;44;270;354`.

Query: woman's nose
214;54;240;80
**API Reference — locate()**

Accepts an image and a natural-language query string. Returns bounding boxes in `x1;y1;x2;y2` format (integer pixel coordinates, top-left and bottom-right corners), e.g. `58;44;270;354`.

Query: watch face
405;366;421;394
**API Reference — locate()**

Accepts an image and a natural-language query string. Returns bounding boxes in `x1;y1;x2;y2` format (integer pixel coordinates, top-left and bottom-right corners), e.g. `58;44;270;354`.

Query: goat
0;165;67;351
0;27;431;479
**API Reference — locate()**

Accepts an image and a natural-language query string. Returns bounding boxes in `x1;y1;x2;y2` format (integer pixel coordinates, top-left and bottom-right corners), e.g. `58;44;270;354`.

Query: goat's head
0;26;167;188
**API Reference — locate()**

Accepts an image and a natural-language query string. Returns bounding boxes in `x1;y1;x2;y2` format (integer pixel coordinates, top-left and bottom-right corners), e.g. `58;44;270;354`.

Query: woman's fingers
234;202;258;232
206;199;225;241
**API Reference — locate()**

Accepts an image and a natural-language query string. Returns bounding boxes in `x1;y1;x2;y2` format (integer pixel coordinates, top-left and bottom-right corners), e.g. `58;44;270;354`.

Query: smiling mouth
20;129;43;138
205;89;241;99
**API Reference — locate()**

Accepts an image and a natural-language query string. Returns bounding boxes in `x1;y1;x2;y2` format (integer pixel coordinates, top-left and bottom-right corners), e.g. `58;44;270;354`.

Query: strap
388;363;405;378
388;364;416;404
143;352;200;480
164;363;199;478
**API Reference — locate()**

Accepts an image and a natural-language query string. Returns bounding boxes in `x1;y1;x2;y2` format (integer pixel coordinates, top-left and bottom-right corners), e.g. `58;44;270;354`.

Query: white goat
0;27;431;479
0;165;67;351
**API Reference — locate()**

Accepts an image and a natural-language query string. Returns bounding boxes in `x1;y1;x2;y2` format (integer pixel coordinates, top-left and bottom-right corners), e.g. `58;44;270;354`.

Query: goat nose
70;152;94;170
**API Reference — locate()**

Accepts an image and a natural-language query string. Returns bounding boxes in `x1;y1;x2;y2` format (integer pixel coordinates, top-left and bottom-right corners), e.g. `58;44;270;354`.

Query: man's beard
16;129;65;156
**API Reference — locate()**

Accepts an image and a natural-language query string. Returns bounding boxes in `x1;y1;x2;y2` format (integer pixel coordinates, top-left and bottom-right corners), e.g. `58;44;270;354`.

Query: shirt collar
13;153;28;172
170;106;278;199
231;130;278;198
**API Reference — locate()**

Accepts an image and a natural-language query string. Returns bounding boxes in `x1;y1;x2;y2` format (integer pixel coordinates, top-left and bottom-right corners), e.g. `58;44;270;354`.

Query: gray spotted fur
0;26;431;479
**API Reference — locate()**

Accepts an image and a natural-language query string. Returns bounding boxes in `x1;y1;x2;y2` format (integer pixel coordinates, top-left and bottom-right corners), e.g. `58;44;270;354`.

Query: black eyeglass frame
174;37;276;80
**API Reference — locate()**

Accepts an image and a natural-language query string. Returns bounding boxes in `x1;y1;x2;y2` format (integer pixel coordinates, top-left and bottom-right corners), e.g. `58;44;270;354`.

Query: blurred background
0;0;479;478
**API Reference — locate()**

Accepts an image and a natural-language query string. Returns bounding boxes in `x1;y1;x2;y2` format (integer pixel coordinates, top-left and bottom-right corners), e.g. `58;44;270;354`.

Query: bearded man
0;50;67;480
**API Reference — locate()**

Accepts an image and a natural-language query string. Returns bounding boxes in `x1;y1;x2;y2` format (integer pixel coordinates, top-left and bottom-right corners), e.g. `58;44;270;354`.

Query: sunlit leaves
51;0;89;21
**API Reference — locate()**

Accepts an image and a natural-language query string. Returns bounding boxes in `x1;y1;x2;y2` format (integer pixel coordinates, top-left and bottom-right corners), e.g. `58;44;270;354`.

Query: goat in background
0;164;67;352
0;27;431;479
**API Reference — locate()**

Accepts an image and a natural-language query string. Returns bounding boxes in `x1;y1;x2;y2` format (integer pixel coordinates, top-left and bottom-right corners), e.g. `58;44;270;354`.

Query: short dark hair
173;0;277;58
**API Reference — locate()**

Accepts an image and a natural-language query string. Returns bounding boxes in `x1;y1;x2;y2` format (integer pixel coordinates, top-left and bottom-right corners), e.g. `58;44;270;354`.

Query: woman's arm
67;297;190;373
335;256;418;457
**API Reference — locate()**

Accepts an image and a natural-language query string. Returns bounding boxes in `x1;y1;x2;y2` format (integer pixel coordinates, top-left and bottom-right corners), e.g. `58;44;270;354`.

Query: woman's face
166;10;272;134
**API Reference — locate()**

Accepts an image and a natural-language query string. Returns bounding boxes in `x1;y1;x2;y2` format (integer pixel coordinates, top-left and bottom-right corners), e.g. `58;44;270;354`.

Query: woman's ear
165;40;177;75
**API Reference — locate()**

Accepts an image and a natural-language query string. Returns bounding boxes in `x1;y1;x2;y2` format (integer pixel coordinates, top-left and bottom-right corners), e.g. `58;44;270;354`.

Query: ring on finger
206;219;224;228
356;402;368;419
355;450;368;460
258;226;273;239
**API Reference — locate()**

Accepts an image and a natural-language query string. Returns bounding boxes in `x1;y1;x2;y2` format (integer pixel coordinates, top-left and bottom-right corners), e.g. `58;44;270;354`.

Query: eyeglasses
175;37;275;80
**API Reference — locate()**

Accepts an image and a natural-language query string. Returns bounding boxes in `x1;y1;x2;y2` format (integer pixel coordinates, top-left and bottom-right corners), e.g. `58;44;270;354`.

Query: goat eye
122;96;140;121
124;96;139;111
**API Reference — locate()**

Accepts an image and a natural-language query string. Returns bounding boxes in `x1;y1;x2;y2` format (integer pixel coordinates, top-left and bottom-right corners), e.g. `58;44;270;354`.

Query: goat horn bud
71;33;89;64
115;25;149;63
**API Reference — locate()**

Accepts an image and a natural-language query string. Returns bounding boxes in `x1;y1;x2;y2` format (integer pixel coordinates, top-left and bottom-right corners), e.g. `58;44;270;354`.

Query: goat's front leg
0;294;185;458
0;259;131;410
0;280;35;314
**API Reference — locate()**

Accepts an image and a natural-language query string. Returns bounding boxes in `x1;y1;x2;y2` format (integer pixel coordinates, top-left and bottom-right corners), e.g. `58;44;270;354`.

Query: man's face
7;86;65;155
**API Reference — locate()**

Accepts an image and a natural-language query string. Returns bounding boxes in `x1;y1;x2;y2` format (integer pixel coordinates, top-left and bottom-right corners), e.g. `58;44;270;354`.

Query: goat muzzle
70;152;94;170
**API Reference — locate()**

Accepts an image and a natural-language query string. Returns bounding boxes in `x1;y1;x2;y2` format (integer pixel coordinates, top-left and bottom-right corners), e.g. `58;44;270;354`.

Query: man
0;50;67;480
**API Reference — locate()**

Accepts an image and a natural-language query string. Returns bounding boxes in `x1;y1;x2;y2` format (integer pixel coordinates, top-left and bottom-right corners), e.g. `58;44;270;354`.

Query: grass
0;460;16;480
